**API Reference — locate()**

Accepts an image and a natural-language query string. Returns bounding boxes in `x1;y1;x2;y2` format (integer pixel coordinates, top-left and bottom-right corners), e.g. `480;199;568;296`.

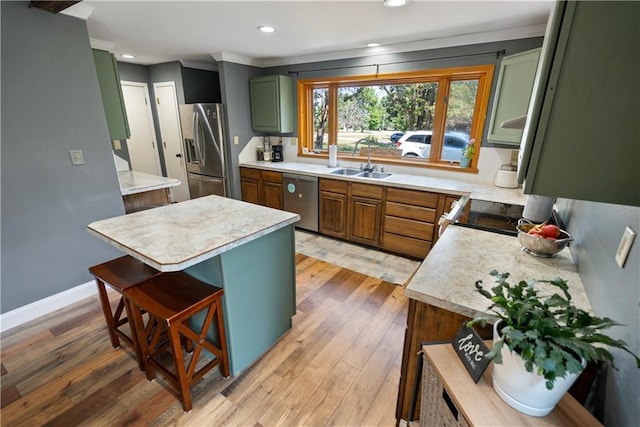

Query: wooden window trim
297;65;494;173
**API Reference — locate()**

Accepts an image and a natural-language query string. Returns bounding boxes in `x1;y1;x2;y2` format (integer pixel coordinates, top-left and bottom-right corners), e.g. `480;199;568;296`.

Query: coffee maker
272;145;284;162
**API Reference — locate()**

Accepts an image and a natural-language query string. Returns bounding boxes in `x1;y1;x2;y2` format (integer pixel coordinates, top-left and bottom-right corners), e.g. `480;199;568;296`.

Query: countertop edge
88;215;299;272
118;170;181;196
239;161;526;205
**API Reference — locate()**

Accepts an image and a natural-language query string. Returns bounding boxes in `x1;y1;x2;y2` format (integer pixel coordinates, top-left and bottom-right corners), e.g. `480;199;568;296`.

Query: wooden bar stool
125;271;230;412
89;255;160;370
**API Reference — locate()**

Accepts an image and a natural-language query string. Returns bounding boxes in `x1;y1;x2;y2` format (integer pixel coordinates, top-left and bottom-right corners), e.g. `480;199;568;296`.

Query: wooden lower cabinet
240;167;283;209
319;179;348;239
348;182;383;247
349;196;382;246
122;188;171;213
240;167;261;204
261;171;283;210
395;299;492;423
382;188;440;259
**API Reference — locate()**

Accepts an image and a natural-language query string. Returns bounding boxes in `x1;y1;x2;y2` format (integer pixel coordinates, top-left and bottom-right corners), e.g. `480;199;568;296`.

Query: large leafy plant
469;270;640;390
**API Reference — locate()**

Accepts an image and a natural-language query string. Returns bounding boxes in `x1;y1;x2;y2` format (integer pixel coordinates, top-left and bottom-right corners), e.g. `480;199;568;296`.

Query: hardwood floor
1;254;409;426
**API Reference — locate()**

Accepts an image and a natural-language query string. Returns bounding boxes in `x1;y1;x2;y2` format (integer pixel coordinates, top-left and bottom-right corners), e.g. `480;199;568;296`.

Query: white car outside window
396;131;469;161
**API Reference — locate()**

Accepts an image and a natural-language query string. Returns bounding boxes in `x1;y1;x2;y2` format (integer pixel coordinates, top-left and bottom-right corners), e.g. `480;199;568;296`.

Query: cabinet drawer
382;232;432;259
387;187;438;208
240;167;260;180
384;216;434;241
260;170;282;183
320;178;348;194
351;182;383;199
385;201;437;223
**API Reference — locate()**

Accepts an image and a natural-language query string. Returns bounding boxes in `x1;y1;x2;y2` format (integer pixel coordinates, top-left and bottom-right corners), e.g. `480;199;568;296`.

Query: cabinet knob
176;153;183;158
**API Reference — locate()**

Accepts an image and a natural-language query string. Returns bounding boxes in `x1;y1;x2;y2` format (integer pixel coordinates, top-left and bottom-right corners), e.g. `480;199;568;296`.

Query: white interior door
121;81;162;175
153;81;190;202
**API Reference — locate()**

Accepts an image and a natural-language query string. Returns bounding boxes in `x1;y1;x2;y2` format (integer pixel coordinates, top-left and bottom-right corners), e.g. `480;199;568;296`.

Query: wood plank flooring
1;254;409;426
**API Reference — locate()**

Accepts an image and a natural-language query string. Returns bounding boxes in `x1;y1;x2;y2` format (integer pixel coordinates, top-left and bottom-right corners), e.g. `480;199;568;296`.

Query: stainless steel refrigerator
179;103;228;198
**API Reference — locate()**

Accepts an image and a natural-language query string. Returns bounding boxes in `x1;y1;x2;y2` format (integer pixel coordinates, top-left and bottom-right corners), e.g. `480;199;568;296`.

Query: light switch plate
69;150;85;165
615;226;636;268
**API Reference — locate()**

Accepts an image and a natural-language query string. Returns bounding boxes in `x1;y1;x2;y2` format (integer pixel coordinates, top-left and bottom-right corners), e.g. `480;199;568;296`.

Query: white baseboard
0;280;98;333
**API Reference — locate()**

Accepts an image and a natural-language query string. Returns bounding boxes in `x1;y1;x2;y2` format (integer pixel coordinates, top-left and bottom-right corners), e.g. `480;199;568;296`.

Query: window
298;65;494;170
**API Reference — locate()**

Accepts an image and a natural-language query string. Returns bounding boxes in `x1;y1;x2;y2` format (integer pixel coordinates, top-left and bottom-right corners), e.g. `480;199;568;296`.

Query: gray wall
1;2;125;312
557;199;640;427
218;61;264;199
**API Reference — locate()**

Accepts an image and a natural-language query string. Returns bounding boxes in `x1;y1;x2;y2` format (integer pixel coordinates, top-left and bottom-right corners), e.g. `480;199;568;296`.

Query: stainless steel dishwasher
283;173;318;232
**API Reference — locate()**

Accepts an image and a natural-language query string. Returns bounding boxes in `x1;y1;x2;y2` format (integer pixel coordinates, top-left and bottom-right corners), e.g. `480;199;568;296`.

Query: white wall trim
0;281;97;333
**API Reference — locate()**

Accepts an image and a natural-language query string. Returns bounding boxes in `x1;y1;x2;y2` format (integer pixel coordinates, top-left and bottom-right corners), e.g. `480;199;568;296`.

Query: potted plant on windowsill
460;138;475;168
468;270;640;417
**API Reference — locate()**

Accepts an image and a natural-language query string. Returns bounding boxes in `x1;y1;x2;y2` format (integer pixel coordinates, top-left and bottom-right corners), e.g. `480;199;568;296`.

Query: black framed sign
451;323;491;383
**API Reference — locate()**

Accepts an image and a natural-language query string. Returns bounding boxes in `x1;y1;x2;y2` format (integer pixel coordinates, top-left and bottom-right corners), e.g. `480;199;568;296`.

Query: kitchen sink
359;171;392;179
329;168;363;176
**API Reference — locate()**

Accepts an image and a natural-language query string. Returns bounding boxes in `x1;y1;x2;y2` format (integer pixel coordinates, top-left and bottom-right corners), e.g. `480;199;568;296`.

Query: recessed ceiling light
365;42;381;48
121;54;135;59
257;26;276;33
383;0;408;7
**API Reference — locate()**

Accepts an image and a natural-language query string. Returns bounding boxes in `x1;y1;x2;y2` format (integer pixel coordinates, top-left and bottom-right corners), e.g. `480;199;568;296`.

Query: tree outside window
299;65;494;171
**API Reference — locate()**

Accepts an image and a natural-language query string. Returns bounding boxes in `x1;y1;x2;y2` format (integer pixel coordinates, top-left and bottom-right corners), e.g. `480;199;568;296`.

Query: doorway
121;81;162;176
153;81;190;202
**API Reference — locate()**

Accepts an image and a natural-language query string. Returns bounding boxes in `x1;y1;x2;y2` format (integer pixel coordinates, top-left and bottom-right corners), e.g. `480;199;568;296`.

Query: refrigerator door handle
193;111;206;168
199;105;224;167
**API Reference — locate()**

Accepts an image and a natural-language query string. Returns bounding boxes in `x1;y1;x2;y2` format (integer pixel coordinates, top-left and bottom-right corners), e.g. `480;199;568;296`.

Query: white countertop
87;195;300;272
404;225;591;320
240;161;527;206
118;170;180;196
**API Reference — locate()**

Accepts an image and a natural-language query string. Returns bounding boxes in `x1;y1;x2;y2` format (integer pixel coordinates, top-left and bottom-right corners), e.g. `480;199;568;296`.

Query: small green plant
462;138;476;159
468;270;640;390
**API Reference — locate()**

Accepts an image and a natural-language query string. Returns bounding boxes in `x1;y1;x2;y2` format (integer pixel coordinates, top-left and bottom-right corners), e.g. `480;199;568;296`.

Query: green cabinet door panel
487;48;541;145
92;49;130;140
250;75;294;133
523;1;639;207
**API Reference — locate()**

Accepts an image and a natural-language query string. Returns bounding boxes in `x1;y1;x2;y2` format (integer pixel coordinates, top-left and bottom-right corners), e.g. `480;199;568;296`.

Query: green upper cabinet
487;48;540;145
250;75;294;133
92;49;130;140
520;1;639;207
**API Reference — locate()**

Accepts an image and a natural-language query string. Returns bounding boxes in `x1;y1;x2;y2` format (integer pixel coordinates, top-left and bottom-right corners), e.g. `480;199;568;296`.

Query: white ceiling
64;0;553;68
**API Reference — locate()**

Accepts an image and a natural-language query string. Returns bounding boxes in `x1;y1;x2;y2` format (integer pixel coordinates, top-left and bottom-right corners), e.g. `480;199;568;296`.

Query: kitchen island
87;195;300;375
118;170;180;213
396;224;591;422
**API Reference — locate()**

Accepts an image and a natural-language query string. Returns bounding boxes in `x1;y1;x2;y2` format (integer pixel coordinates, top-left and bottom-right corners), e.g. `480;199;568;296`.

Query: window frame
297;65;495;172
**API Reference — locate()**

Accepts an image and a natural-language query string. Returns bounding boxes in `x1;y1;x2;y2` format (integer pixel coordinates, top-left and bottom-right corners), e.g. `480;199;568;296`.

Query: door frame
120;80;163;175
153;80;190;202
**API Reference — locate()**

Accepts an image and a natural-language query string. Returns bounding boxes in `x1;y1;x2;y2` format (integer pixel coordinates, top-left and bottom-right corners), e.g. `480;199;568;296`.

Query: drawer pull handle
442;388;459;420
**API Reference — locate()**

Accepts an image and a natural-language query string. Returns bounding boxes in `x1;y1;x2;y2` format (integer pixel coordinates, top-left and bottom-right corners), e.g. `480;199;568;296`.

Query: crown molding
60;3;95;20
180;60;219;72
247;23;547;68
90;38;116;52
211;51;269;68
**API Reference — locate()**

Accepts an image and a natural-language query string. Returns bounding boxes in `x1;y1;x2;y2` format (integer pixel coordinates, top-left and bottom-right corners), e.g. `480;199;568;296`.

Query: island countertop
118;170;180;196
87;195;300;272
404;225;592;320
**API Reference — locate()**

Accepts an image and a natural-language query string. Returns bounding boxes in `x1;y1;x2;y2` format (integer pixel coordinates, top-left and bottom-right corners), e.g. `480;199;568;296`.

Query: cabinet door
348;196;382;247
521;1;639;206
487;48;541;145
249;75;294;133
92;49;130;140
262;182;283;210
319;191;348;239
241;178;260;205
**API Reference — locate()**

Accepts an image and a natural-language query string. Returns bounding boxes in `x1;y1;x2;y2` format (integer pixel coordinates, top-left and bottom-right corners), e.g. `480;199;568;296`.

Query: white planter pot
492;321;585;417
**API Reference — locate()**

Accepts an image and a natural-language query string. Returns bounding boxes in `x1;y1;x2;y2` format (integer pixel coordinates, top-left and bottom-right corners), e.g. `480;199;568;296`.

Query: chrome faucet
361;138;377;173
